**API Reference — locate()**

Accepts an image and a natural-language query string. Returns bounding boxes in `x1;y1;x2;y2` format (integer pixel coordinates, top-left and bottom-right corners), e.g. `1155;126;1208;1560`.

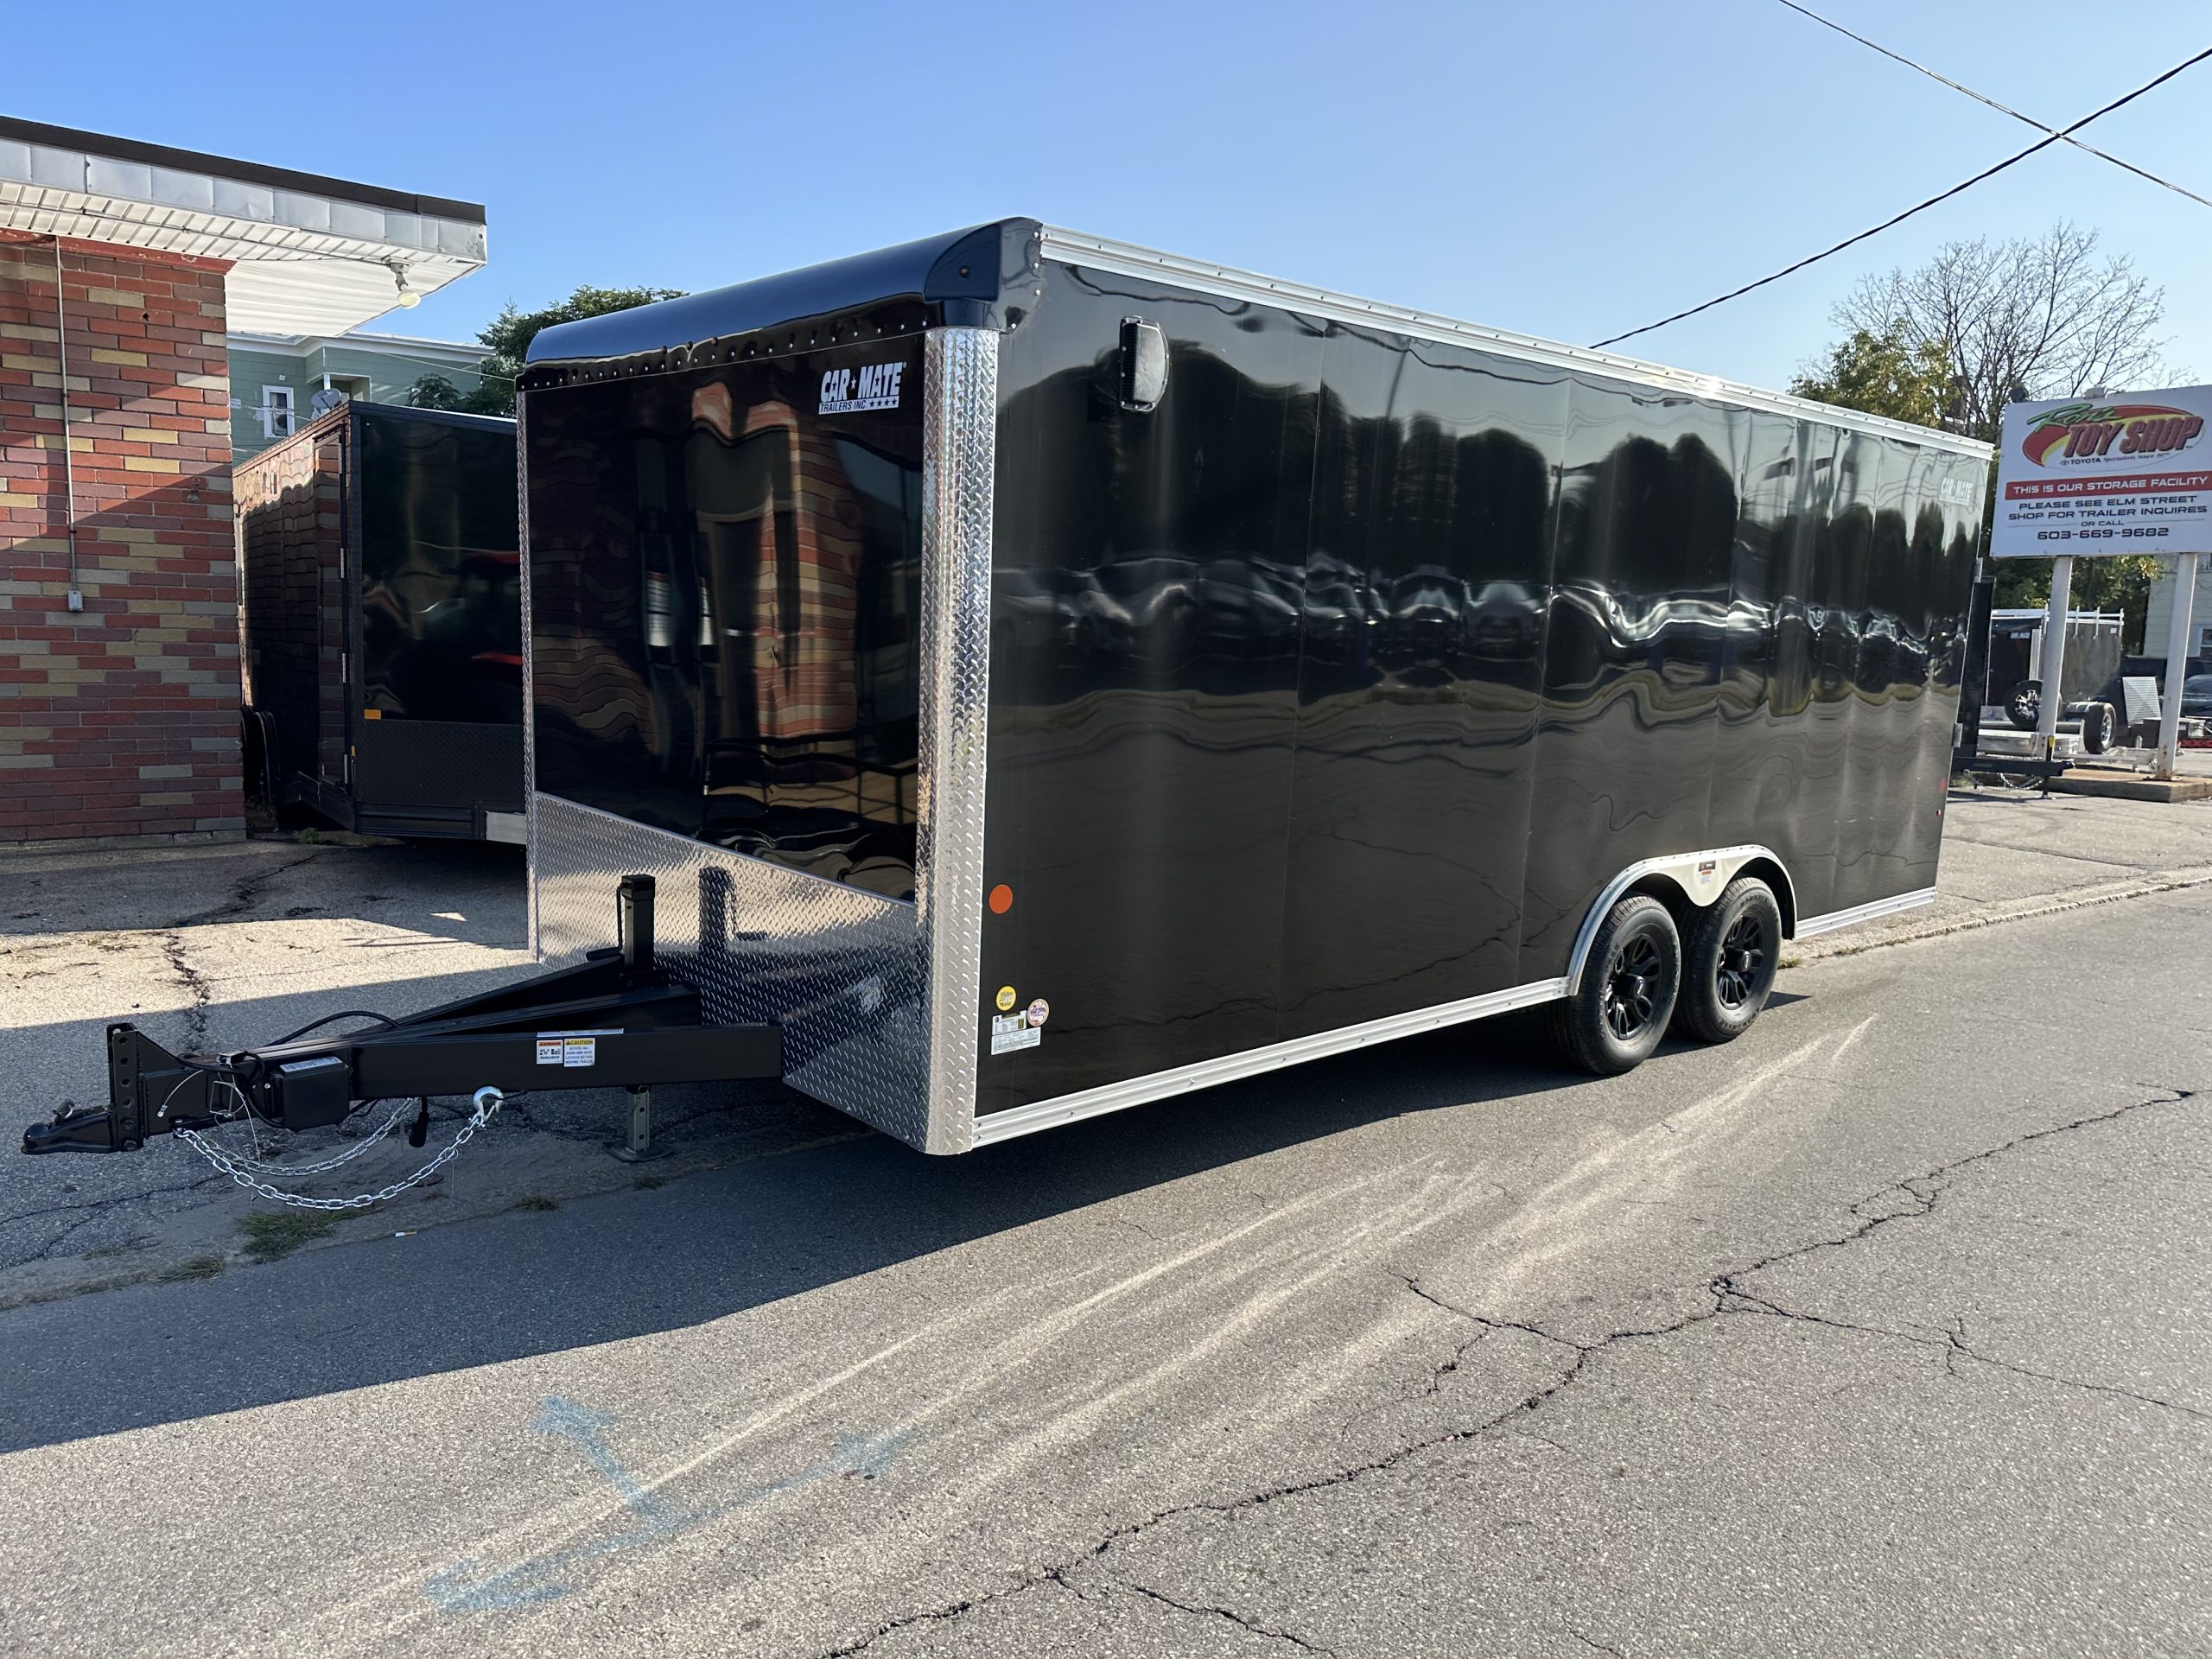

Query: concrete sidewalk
1795;784;2212;961
1;785;2205;1306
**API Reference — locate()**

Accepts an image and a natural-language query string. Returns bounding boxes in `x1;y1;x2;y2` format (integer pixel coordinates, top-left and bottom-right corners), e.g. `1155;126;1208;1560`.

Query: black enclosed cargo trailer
512;219;1991;1154
236;399;525;841
22;221;1991;1165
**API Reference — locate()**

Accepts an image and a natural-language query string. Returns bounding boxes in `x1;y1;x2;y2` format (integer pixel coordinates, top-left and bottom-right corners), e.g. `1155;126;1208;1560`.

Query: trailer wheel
1673;876;1781;1046
1549;894;1681;1076
2079;701;2114;754
2004;679;2041;730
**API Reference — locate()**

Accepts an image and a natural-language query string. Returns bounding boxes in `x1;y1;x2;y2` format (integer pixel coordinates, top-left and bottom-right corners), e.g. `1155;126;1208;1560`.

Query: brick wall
0;232;244;844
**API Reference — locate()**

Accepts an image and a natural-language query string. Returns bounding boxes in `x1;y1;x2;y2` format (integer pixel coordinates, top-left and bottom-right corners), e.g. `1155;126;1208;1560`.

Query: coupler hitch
22;875;781;1155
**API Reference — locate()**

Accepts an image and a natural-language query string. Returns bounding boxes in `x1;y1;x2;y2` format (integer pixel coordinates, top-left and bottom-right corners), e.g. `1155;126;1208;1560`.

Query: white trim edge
970;976;1568;1147
1791;886;1940;939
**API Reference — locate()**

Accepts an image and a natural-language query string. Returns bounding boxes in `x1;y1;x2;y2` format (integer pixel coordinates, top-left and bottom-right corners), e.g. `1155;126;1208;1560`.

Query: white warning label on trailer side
989;1013;1039;1055
536;1039;564;1066
563;1038;596;1068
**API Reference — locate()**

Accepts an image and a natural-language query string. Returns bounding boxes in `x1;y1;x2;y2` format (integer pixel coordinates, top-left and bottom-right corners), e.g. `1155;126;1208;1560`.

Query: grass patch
295;826;325;844
160;1254;227;1282
511;1193;559;1212
239;1210;340;1262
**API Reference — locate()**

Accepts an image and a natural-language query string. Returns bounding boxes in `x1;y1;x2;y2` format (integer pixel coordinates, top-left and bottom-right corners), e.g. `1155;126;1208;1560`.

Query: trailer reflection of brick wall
0;235;243;844
731;398;864;742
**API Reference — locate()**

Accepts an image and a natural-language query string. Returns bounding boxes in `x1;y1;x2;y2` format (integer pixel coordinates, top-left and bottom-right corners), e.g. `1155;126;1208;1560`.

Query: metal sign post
2035;555;2074;752
2154;551;2200;781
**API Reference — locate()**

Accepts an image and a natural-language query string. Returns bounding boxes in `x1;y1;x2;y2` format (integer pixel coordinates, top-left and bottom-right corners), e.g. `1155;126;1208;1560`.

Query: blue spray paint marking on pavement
426;1395;908;1614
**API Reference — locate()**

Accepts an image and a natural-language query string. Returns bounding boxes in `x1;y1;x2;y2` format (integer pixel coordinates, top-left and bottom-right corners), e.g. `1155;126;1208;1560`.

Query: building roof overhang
0;116;486;334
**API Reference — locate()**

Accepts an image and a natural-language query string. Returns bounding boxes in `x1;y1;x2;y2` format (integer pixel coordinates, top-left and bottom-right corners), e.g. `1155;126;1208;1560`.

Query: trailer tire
2005;679;2041;730
2079;701;2114;754
1550;894;1681;1076
1673;876;1781;1046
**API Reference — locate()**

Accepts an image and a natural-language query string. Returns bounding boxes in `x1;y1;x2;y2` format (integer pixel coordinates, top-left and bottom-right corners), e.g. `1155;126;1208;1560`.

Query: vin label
819;361;905;414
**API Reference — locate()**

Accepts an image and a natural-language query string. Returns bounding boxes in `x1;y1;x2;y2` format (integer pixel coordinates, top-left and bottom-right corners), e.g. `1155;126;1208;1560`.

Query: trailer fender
1563;846;1798;996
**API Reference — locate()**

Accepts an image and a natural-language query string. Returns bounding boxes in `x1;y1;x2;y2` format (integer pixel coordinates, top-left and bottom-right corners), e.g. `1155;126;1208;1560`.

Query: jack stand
611;1084;669;1163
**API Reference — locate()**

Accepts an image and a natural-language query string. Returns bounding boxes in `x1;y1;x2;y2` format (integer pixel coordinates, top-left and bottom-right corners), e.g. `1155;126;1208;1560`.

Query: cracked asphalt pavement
0;798;2206;1656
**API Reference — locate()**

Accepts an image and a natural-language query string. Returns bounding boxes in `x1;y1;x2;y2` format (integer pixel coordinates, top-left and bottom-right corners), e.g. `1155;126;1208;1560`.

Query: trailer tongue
21;876;780;1175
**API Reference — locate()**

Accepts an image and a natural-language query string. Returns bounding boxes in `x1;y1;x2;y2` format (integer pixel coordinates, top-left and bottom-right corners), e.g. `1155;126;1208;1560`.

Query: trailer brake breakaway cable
175;1086;506;1213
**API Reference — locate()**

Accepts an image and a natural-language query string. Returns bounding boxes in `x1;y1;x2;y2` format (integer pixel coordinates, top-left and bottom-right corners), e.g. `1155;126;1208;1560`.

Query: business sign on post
1990;385;2212;557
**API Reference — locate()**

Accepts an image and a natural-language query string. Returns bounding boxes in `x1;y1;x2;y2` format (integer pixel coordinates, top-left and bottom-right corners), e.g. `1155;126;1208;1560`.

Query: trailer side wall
973;259;1982;1122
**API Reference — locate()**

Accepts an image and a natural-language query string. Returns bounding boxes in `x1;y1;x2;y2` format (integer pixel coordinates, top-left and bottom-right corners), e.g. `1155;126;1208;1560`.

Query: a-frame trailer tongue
22;876;780;1159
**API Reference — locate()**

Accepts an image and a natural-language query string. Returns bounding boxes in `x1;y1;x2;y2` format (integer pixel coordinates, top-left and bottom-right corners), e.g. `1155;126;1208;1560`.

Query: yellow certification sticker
995;985;1018;1013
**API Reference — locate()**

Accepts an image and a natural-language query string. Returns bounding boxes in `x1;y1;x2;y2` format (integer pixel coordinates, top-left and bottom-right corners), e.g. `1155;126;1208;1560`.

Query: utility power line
1591;41;2212;351
1775;0;2212;209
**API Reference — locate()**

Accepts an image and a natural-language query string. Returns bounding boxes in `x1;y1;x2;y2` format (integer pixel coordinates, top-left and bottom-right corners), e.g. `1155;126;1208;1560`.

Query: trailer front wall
353;409;525;823
976;261;1982;1122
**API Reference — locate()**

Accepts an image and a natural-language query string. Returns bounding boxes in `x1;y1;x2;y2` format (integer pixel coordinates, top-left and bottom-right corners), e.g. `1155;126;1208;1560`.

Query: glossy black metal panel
1706;411;1810;861
1281;328;1563;1037
975;264;1323;1116
356;405;522;726
976;262;1985;1115
1516;379;1743;977
527;339;926;897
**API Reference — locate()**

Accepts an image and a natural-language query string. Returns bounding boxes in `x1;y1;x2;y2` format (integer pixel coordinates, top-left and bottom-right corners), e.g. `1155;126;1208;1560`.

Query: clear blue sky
16;1;2209;391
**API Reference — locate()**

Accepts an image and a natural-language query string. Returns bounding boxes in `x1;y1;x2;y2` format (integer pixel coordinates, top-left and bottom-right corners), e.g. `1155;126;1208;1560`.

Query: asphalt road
0;878;2204;1657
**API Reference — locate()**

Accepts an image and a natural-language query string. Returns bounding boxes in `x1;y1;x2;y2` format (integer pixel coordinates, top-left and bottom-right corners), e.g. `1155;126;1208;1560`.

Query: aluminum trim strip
915;327;999;1154
1562;844;1796;995
1791;886;1939;939
1036;227;1991;461
516;391;540;959
970;977;1570;1147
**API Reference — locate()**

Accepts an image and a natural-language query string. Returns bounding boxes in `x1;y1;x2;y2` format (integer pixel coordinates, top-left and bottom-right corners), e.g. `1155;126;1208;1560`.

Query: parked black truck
27;221;1989;1166
236;399;524;842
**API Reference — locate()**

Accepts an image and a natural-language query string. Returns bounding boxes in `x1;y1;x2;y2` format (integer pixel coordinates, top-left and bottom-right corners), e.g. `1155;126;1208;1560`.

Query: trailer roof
524;222;1016;369
1038;227;1991;459
525;218;1990;460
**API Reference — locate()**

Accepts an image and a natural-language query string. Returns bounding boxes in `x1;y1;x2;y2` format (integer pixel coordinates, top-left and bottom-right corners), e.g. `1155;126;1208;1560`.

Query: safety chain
192;1096;416;1178
176;1087;505;1212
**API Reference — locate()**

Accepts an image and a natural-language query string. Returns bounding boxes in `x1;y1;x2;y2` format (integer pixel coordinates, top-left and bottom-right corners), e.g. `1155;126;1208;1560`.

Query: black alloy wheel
1715;912;1767;1009
1603;934;1664;1040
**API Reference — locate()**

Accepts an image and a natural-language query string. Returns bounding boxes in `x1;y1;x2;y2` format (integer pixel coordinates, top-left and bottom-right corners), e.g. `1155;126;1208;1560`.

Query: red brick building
0;118;485;846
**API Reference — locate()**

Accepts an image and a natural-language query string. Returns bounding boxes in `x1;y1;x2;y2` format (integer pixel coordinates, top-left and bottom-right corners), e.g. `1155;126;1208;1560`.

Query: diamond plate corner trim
916;327;999;1155
516;391;541;960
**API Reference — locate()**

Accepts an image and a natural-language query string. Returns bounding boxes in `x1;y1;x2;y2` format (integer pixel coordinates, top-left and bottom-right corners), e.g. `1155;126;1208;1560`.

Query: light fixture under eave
390;262;422;309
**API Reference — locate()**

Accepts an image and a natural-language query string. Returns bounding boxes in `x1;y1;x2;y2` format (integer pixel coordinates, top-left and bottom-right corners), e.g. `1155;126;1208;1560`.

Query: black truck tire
2005;679;2041;730
1673;876;1782;1045
1549;894;1681;1076
2079;701;2114;754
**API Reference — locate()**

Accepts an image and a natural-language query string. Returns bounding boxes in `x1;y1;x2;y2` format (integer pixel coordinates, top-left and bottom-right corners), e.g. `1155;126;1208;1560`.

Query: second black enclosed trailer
236;399;524;841
514;220;1991;1154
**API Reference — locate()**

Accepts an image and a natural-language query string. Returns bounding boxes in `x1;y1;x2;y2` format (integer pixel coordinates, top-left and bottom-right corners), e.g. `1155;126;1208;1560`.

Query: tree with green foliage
409;283;686;417
1789;322;1950;428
